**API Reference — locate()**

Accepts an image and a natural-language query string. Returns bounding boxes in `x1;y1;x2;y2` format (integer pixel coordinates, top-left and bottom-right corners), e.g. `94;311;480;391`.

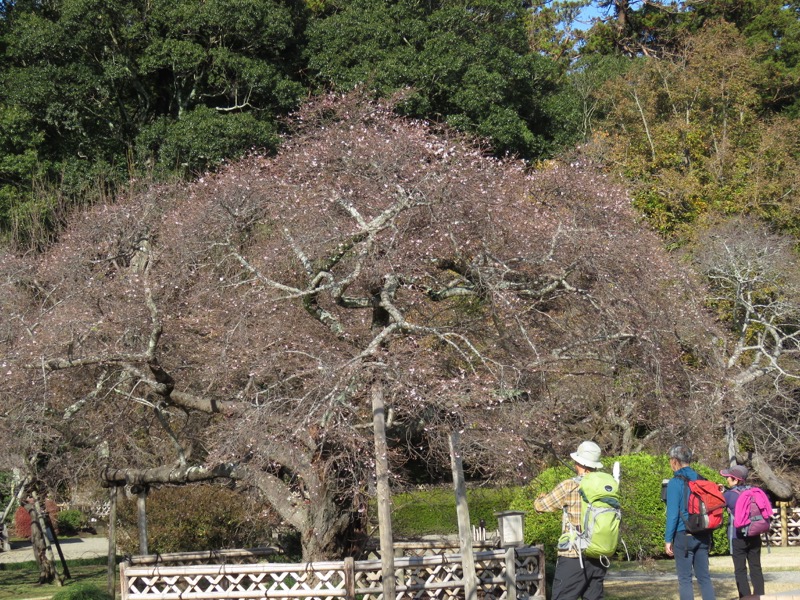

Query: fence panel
767;504;800;547
120;546;546;600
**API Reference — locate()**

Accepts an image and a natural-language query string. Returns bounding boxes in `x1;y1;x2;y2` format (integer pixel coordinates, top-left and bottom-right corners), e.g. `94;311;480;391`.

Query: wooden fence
767;503;800;547
119;544;546;600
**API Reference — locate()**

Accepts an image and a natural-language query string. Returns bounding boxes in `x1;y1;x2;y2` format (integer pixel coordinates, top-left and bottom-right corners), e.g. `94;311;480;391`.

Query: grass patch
0;558;110;600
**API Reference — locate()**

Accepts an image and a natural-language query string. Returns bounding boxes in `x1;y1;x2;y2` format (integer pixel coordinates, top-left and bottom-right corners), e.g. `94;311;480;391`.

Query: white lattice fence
120;546;546;600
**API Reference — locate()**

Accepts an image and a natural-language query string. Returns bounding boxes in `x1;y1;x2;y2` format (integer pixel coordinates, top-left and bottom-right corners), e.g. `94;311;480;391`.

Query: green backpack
560;471;622;566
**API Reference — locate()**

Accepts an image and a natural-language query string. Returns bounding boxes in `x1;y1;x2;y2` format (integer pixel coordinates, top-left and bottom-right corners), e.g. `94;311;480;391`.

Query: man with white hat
534;440;607;600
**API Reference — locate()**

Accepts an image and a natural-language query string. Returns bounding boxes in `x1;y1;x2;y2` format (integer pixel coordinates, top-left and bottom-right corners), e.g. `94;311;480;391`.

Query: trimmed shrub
117;485;277;555
13;499;61;538
510;453;728;563
58;509;86;536
390;486;517;537
51;583;113;600
14;505;31;538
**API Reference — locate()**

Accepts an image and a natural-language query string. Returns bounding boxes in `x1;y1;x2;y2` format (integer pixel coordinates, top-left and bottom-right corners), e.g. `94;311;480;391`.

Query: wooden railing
119;545;546;600
125;547;284;567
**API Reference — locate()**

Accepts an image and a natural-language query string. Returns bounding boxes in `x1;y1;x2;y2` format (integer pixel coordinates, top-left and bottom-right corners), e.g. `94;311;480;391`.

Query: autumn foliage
14;506;31;539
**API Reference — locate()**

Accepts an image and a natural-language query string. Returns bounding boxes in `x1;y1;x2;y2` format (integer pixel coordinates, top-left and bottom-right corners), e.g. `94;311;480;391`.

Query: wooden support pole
44;510;71;580
449;430;477;600
136;487;148;556
107;485;118;598
372;384;396;600
28;494;60;585
780;502;788;547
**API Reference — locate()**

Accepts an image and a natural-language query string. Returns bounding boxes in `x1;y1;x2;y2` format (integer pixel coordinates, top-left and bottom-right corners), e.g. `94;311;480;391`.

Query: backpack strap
675;474;691;529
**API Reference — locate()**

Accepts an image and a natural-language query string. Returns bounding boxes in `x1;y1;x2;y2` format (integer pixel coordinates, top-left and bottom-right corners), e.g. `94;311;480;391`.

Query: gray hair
668;444;693;465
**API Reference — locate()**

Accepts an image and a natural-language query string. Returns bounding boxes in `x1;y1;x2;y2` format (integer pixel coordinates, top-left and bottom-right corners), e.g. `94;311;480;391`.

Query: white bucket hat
570;441;603;469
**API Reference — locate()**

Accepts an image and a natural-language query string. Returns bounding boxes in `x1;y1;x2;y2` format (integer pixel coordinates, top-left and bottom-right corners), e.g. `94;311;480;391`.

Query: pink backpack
733;487;773;537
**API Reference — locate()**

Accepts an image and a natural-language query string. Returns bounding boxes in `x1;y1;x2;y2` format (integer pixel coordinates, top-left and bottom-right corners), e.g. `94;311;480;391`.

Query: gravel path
0;536;110;564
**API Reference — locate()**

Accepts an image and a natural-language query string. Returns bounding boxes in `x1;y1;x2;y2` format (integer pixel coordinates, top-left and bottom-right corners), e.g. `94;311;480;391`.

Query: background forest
1;0;800;562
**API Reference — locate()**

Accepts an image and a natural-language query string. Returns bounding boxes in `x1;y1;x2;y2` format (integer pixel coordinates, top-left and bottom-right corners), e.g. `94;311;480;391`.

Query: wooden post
504;546;517;600
779;502;788;547
135;486;148;556
449;431;477;600
107;485;118;598
344;556;355;600
119;561;128;600
372;384;396;600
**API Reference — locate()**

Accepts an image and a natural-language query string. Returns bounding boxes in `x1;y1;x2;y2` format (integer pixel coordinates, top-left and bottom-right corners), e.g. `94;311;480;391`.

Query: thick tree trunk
300;495;358;561
24;501;56;584
750;452;794;500
727;417;794;500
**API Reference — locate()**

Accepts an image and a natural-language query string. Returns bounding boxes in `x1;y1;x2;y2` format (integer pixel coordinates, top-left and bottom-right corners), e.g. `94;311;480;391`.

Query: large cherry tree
0;92;714;559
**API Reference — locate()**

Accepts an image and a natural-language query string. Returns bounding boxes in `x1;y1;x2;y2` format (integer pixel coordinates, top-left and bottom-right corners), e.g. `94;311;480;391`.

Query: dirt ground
605;546;800;600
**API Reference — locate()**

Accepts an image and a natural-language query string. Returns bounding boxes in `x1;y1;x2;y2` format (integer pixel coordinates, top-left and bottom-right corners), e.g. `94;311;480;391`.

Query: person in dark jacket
720;464;765;599
664;444;716;600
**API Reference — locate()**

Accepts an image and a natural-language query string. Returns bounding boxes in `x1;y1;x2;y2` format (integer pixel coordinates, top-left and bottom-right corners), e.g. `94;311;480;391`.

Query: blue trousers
673;530;715;600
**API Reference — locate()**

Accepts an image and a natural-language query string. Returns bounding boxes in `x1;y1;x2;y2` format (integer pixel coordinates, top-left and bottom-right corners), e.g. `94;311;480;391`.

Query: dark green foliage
136;106;279;175
51;583;113;600
509;465;572;565
0;472;11;519
305;0;578;158
510;453;728;564
57;509;86;536
117;485;276;555
390;486;517;537
0;0;306;243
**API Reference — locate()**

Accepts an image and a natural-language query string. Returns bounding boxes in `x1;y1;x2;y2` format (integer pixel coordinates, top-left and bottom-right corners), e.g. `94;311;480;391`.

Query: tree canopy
0;0;308;243
0;92;720;558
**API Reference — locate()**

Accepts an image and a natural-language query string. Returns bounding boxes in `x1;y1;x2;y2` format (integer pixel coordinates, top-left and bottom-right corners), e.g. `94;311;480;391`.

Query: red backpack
677;474;726;533
733;486;773;537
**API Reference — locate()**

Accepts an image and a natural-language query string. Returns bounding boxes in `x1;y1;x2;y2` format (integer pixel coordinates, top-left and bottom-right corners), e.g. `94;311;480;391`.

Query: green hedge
390;486;517;537
57;509;86;536
51;583;113;600
509;453;728;564
117;485;276;555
